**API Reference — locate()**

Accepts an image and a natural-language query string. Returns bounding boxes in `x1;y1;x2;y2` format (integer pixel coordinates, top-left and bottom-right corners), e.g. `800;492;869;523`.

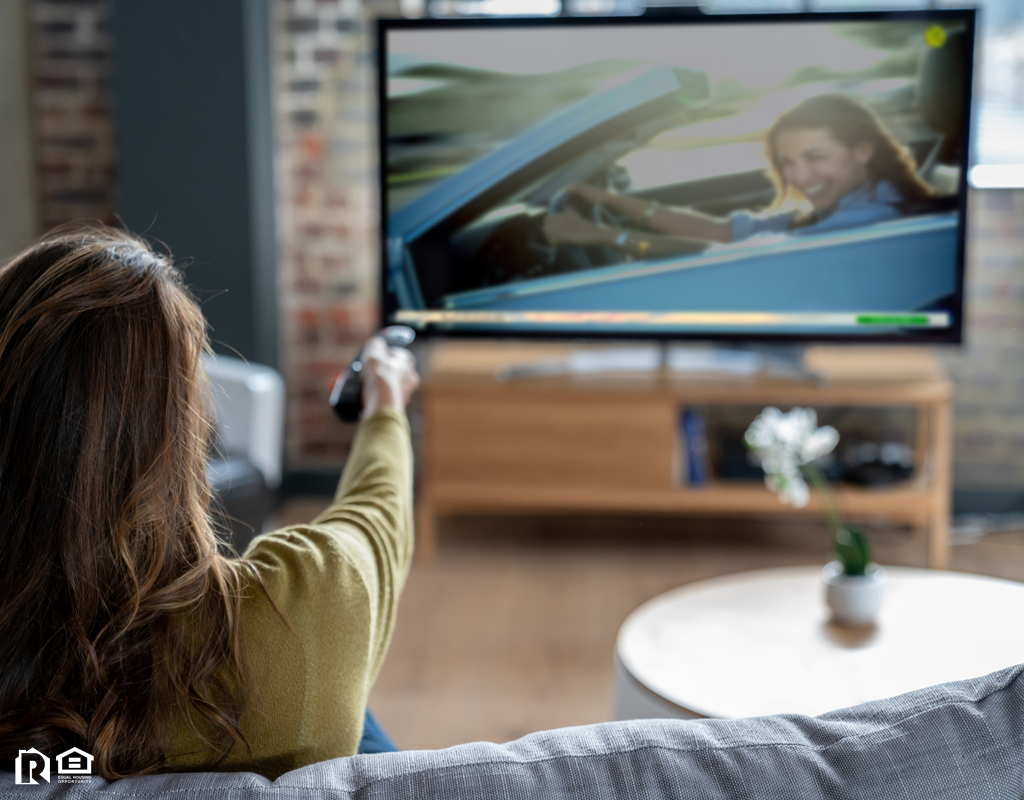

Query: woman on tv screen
543;94;934;260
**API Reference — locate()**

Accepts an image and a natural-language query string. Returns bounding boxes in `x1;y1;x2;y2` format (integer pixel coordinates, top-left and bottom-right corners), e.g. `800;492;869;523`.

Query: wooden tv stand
416;342;953;568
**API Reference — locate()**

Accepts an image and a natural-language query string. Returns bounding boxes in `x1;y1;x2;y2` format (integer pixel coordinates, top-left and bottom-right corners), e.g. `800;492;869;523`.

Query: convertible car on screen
384;63;962;336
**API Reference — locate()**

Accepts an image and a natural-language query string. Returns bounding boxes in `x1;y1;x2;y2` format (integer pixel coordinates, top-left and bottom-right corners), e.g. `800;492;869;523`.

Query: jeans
357;708;398;754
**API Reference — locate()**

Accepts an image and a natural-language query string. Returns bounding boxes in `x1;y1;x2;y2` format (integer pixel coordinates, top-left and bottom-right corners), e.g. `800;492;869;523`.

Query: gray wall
109;0;278;367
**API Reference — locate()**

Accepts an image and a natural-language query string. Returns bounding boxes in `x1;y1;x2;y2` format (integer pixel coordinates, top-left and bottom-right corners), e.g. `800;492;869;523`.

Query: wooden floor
270;499;1024;752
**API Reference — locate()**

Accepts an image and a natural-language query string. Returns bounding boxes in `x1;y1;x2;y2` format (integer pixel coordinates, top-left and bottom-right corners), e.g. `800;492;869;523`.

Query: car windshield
385;59;660;213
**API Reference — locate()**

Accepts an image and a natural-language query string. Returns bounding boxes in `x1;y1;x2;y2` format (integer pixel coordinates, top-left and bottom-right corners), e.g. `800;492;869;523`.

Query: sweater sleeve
304;407;416;660
245;407;414;679
223;409;413;774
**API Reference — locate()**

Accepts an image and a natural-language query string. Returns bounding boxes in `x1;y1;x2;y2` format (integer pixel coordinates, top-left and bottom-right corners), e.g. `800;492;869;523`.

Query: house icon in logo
55;747;93;775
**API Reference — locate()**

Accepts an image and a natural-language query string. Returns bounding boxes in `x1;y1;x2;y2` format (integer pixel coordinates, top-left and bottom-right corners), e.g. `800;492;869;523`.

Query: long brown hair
0;224;254;778
765;94;932;222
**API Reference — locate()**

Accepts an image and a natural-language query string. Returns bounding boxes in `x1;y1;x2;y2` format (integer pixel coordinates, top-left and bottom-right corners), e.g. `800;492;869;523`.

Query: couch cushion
4;663;1023;798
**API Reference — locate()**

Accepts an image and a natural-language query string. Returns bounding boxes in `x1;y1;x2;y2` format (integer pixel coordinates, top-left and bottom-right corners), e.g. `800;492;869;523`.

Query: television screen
379;10;973;342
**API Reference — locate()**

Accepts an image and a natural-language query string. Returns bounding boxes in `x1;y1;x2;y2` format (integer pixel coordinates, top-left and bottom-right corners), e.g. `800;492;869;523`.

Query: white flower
800;425;840;464
764;461;810;508
744;407;838;509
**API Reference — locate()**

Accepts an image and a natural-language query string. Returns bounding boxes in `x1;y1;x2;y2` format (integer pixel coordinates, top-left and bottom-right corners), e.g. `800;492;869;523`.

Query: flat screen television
378;9;974;344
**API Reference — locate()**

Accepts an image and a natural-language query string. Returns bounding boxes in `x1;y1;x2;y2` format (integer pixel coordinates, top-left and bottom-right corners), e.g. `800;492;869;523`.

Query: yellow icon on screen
925;26;947;48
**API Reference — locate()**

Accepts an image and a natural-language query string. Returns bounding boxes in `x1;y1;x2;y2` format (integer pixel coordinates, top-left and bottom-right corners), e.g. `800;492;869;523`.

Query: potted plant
744;407;886;626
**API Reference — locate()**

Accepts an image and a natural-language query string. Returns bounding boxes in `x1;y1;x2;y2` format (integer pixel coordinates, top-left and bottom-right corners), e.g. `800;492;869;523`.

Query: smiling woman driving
542;94;934;259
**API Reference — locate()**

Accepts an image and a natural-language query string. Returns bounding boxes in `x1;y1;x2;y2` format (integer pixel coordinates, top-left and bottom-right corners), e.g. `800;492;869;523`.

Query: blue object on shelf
682;408;709;487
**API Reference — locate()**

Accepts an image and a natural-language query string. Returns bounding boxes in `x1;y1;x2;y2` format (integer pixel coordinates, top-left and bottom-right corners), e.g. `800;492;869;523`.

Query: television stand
416;341;952;569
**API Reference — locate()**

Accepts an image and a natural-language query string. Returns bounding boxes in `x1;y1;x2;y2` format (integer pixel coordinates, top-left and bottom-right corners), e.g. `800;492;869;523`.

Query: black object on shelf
841;441;916;486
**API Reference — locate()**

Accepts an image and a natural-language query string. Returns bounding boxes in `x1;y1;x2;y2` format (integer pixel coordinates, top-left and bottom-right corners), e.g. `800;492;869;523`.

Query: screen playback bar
395;311;952;328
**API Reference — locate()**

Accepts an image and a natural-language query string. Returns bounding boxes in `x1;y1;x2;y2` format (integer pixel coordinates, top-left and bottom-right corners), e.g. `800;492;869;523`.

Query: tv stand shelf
416;342;953;568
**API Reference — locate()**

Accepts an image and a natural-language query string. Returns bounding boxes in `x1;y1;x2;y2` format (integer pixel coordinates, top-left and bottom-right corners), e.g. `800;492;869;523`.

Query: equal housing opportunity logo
14;747;94;785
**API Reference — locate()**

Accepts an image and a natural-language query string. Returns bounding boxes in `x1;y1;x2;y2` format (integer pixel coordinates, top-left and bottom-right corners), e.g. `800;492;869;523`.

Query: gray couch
4;663;1022;798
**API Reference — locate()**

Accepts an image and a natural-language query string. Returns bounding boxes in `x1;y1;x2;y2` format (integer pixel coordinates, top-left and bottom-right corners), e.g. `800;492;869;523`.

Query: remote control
329;325;416;422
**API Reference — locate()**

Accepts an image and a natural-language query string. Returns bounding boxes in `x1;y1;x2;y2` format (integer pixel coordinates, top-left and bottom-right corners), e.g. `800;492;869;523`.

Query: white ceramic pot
821;561;887;626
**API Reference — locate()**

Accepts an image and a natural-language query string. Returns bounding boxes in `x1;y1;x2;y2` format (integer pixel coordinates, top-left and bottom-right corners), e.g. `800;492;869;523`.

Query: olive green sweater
167;409;414;779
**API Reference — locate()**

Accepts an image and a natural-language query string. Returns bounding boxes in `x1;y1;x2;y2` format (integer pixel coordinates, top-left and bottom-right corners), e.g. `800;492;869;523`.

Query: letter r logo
15;749;50;784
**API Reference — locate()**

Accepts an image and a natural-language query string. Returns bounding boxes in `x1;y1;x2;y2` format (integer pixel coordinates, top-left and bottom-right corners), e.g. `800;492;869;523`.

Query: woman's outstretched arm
194;337;421;776
303;335;420;650
542;208;712;260
554;182;733;244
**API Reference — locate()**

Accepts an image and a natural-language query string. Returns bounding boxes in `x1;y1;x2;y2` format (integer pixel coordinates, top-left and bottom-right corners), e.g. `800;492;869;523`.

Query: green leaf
834;526;871;576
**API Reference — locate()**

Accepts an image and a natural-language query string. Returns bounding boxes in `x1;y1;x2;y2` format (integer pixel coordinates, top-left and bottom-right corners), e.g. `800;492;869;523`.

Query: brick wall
273;0;392;467
22;0;1024;495
939;191;1024;490
28;0;117;230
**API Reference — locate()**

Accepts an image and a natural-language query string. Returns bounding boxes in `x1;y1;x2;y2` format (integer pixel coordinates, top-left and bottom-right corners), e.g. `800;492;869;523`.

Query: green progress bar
856;315;931;326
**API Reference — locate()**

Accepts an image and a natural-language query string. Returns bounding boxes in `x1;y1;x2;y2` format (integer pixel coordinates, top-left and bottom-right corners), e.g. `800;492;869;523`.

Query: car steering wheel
546;188;604;272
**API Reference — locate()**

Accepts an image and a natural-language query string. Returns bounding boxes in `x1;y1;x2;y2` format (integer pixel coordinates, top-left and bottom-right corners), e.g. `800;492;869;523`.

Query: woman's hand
564;182;616;206
360;335;420;417
542;209;616;246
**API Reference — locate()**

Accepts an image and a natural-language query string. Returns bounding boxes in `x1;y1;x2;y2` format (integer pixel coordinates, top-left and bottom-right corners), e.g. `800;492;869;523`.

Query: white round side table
613;566;1024;721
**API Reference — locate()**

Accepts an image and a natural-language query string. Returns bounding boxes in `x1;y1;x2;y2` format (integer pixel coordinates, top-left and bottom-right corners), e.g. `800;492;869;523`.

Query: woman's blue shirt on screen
729;180;902;243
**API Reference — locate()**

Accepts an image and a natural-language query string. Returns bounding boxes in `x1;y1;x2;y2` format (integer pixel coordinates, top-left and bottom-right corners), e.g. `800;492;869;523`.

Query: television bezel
376;7;976;346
